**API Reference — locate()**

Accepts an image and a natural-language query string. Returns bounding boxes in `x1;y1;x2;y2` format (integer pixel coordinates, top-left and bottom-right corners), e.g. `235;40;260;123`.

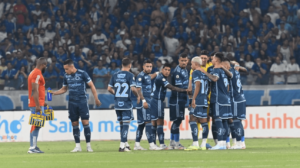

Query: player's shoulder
77;69;88;75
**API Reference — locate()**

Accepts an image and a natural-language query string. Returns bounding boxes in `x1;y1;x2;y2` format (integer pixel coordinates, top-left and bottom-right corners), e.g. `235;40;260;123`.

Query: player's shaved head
36;57;47;73
36;57;47;66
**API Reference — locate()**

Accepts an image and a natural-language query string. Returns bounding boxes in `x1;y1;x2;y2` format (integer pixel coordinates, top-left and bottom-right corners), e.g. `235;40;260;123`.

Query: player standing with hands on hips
49;59;101;152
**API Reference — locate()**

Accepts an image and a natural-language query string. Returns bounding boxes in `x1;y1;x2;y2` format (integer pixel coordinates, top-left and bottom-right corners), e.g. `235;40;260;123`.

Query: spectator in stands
13;51;28;71
270;56;286;84
93;61;110;89
286;57;300;84
279;39;293;64
1;62;17;90
44;64;58;89
91;28;107;46
31;36;43;56
14;65;27;90
109;62;120;75
13;0;28;26
251;57;269;85
0;57;7;89
161;22;180;57
55;46;67;65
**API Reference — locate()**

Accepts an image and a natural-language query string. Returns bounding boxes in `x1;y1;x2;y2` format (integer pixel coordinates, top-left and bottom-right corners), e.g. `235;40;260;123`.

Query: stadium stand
1;0;300;91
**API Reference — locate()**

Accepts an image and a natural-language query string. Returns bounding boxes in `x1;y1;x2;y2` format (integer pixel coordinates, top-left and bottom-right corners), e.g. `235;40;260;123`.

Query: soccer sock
171;119;182;143
30;126;34;147
212;122;217;141
189;122;198;142
83;124;91;143
201;123;208;147
135;123;145;143
157;125;164;145
121;122;129;143
222;120;229;142
145;123;153;144
240;121;245;142
214;119;223;143
120;123;123;141
152;126;157;144
229;122;236;139
73;125;80;144
233;119;242;141
31;126;41;147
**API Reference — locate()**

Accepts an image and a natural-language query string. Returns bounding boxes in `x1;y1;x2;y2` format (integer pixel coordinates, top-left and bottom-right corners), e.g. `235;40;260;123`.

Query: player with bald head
185;57;209;150
27;57;48;153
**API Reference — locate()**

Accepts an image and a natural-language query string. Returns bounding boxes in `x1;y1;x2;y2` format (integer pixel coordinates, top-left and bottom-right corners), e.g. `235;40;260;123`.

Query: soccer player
188;50;213;147
198;52;233;150
134;60;162;150
185;57;209;150
168;54;189;150
107;58;140;152
223;59;247;149
50;59;101;152
151;63;188;149
27;57;48;153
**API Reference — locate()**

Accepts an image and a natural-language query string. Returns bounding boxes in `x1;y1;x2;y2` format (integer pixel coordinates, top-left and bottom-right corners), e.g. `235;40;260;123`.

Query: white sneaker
134;145;147;150
226;143;231;149
174;143;185;150
149;145;163;150
230;145;243;150
124;147;131;152
87;146;93;152
167;144;174;150
71;147;82;152
241;142;246;149
160;144;168;150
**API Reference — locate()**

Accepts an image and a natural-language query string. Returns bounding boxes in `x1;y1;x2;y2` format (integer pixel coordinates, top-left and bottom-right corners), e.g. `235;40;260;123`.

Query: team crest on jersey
133;77;135;80
162;78;166;81
118;101;125;107
176;75;179;78
75;76;81;80
117;74;126;78
138;78;142;81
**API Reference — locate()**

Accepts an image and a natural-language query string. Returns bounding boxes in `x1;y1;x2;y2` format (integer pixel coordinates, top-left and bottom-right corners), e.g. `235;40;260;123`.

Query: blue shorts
169;103;185;121
151;99;164;120
116;109;134;122
232;101;246;120
189;106;207;118
137;103;151;125
210;103;232;119
68;102;89;122
29;106;45;114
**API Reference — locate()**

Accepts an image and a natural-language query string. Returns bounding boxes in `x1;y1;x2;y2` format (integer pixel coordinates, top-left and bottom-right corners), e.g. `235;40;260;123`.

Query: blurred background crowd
1;0;300;90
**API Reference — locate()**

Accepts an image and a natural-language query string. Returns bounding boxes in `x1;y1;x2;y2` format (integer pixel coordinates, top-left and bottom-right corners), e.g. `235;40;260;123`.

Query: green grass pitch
0;139;299;168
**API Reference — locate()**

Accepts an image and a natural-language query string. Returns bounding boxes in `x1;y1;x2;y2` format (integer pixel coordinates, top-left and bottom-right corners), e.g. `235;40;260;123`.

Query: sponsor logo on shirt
117;74;126;78
118;101;125;107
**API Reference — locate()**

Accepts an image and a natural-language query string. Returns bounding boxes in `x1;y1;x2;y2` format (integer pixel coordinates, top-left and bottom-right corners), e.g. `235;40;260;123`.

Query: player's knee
81;120;89;126
72;121;79;126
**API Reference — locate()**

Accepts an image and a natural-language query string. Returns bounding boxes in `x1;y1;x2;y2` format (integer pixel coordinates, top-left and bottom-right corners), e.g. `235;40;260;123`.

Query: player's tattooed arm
166;84;187;92
221;67;233;78
191;81;201;109
131;87;140;104
203;71;219;82
137;87;144;100
107;86;115;95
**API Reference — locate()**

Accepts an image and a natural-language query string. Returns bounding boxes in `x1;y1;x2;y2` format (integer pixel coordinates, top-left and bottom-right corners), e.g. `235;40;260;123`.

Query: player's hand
95;99;102;107
186;87;192;92
137;96;140;104
48;90;54;94
143;101;149;109
191;99;196;109
35;106;41;113
196;67;205;73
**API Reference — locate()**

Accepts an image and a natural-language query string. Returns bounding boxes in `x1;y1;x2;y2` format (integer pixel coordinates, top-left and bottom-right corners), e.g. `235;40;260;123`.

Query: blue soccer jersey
230;68;246;102
108;71;136;110
63;69;91;103
192;70;209;106
169;65;189;104
152;73;169;100
136;71;152;107
210;68;231;105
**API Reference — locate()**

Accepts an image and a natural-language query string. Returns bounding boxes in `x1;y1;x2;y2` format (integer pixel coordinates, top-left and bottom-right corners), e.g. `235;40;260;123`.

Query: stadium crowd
1;0;300;90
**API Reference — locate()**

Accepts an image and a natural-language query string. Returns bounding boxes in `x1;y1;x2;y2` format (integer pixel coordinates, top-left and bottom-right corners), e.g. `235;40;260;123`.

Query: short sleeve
136;75;142;88
193;71;201;83
108;75;114;87
63;75;68;86
30;72;40;84
83;71;92;83
93;68;97;75
297;65;300;71
212;69;219;78
270;64;275;72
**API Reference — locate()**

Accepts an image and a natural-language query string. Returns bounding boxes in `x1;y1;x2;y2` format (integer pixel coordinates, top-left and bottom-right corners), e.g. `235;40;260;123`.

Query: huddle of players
108;51;246;152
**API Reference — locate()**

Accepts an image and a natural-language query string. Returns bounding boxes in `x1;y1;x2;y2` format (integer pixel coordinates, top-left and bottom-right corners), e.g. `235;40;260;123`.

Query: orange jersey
28;68;45;107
